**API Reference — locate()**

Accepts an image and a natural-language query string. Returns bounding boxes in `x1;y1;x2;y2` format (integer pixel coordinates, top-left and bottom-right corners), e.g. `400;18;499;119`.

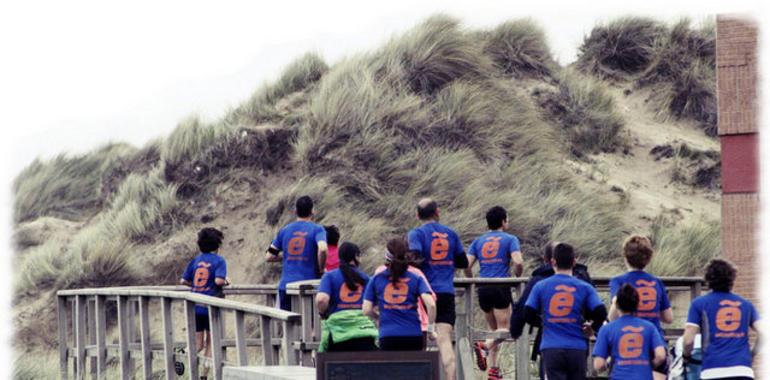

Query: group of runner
181;195;760;380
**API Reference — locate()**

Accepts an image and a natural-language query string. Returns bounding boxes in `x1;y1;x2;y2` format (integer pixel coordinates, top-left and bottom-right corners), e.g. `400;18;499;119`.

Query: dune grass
481;18;555;78
646;215;721;276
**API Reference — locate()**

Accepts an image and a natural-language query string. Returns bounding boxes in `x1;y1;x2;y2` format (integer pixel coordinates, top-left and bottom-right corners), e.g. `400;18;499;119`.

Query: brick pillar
716;15;759;302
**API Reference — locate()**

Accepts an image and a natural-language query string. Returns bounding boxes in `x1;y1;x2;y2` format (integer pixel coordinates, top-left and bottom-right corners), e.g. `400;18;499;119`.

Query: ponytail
338;242;365;291
386;238;409;287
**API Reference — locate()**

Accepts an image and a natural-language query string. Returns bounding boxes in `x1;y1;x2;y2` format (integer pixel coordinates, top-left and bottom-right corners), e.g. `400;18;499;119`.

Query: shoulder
610;273;625;283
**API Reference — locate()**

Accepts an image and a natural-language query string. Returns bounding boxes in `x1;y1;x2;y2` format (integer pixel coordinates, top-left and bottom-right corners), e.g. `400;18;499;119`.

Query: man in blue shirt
593;283;667;380
265;196;328;311
180;227;230;380
408;198;468;380
524;242;607;380
684;259;760;380
464;206;523;380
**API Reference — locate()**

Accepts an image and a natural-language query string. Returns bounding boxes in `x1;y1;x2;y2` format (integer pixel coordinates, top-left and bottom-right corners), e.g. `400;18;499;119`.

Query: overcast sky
0;0;767;374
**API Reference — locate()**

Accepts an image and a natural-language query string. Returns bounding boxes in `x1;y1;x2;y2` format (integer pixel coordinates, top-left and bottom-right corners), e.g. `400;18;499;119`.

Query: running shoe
487;366;502;380
473;341;488;371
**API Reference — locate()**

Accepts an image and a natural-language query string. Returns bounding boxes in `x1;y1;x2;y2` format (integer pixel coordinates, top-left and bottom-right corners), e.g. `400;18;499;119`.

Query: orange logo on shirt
287;232;308;255
430;232;450;260
339;283;362;303
548;285;576;317
384;278;411;304
635;279;658;312
481;237;501;259
619;325;645;358
716;300;742;332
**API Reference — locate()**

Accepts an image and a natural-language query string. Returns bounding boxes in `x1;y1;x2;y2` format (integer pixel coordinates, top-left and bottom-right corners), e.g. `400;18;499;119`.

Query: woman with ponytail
317;242;378;352
363;238;436;351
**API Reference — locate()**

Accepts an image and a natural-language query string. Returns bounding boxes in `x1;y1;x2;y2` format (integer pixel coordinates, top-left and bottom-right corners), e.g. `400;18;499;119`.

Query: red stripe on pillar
720;133;759;193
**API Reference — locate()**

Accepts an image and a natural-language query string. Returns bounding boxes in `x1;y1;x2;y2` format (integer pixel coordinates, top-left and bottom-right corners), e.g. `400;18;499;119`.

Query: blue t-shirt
182;252;228;315
271;220;327;290
687;292;759;377
468;231;520;278
408;222;464;294
363;270;432;338
318;268;371;315
525;273;604;350
592;315;666;380
610;271;671;337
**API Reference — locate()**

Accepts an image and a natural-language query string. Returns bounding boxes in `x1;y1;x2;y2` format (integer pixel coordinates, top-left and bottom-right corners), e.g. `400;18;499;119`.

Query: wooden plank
138;296;152;379
94;295;107;378
184;300;200;380
57;296;69;380
261;315;275;365
86;298;96;378
161;298;175;380
282;321;299;365
299;293;313;367
209;306;225;380
75;295;87;380
116;295;131;380
234;310;248;366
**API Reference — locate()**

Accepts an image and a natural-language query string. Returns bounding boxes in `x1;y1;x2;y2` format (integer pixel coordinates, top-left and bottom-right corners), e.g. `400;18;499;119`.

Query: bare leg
482;311;498;367
201;330;212;378
487;305;512;369
437;323;456;380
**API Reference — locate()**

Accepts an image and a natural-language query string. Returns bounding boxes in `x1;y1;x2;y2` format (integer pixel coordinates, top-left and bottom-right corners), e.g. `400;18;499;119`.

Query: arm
653;346;666;367
454;251;469;269
265;245;282;262
317;241;328;272
180;278;192;286
316;293;330;316
510;251;523;277
524;306;541;327
362;300;377;319
421;293;437;324
683;324;699;358
593;357;607;372
214;277;230;286
464;255;476;278
588;305;608;333
607;297;620;321
660;307;674;324
752;321;761;356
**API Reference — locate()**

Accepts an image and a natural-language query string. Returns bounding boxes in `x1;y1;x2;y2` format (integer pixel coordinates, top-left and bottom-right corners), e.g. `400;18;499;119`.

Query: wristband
267;246;280;255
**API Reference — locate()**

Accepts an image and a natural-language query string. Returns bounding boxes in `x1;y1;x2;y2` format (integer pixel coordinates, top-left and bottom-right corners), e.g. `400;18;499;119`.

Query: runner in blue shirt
524;242;607;380
265;196;328;311
609;235;673;380
407;198;467;380
465;206;523;380
180;228;230;380
363;238;436;351
593;284;667;380
684;259;760;380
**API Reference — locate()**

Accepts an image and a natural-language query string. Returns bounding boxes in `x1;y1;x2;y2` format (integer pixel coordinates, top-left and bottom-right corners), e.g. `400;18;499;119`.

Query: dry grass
481;18;555;78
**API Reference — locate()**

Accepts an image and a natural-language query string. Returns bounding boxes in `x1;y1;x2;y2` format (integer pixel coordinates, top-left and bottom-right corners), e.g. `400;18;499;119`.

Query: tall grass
481;19;555;78
646;215;721;276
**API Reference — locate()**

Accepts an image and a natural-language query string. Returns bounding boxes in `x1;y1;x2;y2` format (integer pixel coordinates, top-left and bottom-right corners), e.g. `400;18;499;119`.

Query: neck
490;228;504;232
296;217;312;222
620;311;632;317
421;219;437;225
555;268;572;276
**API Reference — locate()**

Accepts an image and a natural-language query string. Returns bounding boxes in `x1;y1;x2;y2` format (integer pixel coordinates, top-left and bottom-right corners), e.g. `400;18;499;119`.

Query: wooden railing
57;286;297;380
57;276;706;380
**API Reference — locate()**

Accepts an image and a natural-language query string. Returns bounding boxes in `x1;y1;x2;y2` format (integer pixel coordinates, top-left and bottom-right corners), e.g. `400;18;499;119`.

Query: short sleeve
524;282;541;310
509;236;521;253
609;277;620;299
686;300;702;327
271;228;284;251
214;258;227;279
468;239;479;258
363;278;377;304
416;275;431;295
318;273;333;295
585;286;604;310
182;260;195;282
592;326;610;359
407;229;422;253
658;280;671;310
650;327;666;350
453;231;465;256
314;225;327;244
749;301;760;325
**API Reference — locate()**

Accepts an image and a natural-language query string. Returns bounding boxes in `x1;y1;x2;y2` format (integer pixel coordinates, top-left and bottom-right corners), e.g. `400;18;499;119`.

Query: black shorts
278;289;292;311
379;336;424;351
435;293;456;326
328;336;378;352
541;348;587;380
477;286;513;313
195;313;210;332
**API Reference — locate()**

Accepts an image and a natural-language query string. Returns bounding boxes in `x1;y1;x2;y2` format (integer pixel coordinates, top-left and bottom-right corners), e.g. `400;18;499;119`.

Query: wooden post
57;296;69;380
260;315;275;365
514;283;530;380
117;295;131;380
234;310;248;366
161;298;175;380
282;320;299;365
127;298;137;374
209;306;224;380
75;295;87;380
184;300;200;380
87;298;96;378
138;296;152;379
299;290;313;366
94;295;107;378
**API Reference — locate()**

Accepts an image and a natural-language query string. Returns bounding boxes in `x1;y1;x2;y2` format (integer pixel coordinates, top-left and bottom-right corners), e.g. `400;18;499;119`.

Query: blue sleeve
524;282;541;310
361;272;370;285
658;280;671;310
468;240;478;258
686;299;702;326
592;326;610;358
318;273;333;295
182;260;195;281
453;231;465;256
407;229;422;252
650;327;666;349
214;258;227;279
609;277;619;299
416;275;431;295
585;286;604;310
315;225;327;244
509;236;521;252
271;228;283;251
363;279;376;304
749;301;760;325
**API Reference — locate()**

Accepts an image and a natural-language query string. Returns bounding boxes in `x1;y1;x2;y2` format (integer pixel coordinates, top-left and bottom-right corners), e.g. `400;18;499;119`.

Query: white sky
0;0;768;377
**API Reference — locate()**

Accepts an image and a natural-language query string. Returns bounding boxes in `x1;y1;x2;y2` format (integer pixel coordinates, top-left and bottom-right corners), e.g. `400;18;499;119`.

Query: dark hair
616;283;639;313
486;206;507;230
705;259;736;292
552;242;575;270
417;199;438;220
324;225;340;246
386;238;409;286
296;196;314;218
198;227;224;253
543;241;558;262
623;235;654;269
338;242;365;291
